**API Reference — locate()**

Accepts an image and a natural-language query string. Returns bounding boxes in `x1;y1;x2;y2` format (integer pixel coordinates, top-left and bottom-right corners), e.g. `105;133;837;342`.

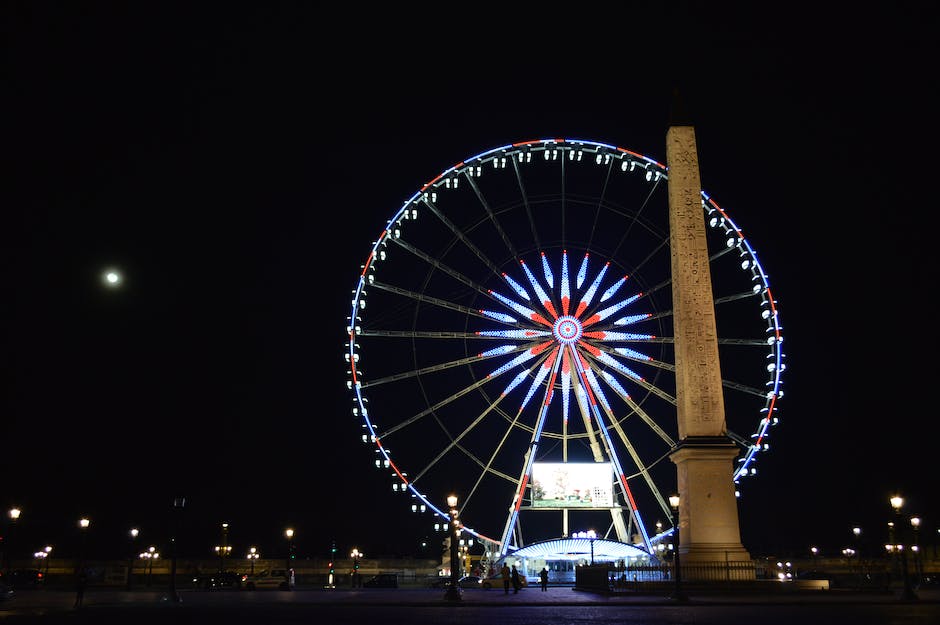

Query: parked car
5;569;44;588
481;574;528;590
429;576;453;588
243;568;294;590
456;575;484;589
191;571;245;590
363;573;398;588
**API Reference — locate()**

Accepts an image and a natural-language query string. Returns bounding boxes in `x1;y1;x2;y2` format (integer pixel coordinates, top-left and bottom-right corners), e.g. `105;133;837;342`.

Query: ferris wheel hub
552;315;583;345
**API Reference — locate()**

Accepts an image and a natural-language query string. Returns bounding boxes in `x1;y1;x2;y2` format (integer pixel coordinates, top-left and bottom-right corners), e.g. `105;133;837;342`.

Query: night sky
4;4;939;564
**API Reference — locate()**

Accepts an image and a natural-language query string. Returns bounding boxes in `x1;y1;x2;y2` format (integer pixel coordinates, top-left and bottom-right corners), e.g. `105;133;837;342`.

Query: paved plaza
2;586;938;624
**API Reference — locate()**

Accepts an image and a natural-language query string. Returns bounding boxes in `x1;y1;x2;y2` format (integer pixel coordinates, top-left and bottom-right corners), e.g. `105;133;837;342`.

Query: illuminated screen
530;462;613;508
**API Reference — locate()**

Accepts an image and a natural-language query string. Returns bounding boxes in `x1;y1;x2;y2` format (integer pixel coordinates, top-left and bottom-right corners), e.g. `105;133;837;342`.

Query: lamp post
461;539;473;576
444;494;462;602
41;545;52;577
127;528;139;590
217;523;230;574
140;547;158;586
5;507;21;575
33;549;47;574
285;528;295;590
77;518;90;574
851;526;862;588
350;548;362;588
168;497;185;603
247;547;259;576
75;519;90;609
810;546;818;568
668;494;688;602
214;544;232;574
910;516;922;587
890;495;917;601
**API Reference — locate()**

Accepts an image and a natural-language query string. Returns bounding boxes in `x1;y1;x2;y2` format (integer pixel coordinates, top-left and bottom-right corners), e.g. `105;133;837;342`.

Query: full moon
103;269;122;287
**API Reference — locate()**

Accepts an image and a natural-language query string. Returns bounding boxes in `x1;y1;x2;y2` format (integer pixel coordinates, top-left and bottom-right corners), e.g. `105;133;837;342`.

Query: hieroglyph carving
667;126;726;439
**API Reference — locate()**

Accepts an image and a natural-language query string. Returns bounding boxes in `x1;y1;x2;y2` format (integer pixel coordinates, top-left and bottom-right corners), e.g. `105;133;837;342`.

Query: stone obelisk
667;119;753;577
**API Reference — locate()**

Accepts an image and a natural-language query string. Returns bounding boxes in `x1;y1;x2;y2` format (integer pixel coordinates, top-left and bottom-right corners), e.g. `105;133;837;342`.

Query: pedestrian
511;564;521;594
74;567;88;609
500;562;511;594
539;567;549;591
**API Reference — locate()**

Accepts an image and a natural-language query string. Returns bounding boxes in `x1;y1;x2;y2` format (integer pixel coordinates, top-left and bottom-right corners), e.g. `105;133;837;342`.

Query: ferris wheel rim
345;137;785;555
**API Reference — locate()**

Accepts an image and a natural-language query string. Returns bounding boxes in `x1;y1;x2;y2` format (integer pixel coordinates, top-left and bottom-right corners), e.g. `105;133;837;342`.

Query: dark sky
4;4;939;564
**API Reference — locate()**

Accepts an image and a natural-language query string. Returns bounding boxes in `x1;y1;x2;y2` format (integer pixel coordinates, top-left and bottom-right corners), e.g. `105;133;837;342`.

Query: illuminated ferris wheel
344;138;784;558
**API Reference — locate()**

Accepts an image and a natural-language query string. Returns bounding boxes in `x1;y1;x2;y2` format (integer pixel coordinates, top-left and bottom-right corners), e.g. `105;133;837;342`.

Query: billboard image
530;462;614;508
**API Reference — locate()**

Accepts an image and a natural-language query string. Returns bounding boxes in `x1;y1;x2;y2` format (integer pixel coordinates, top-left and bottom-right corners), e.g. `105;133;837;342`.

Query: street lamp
810;546;818;568
140;546;158;586
168;497;185;603
889;495;917;601
33;549;47;573
460;539;473;576
42;545;52;576
285;528;295;590
910;516;922;587
214;544;232;573
247;547;259;576
444;494;462;602
5;508;21;575
217;523;230;574
77;518;90;574
851;526;862;588
350;548;363;588
127;528;139;590
668;494;688;602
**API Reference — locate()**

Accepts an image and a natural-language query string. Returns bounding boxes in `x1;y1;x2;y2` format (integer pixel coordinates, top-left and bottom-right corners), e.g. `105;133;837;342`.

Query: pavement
2;586;939;625
2;584;939;610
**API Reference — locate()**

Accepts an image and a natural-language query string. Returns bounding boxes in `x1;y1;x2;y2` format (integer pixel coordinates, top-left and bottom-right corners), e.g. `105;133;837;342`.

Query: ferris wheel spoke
598;393;673;525
569;346;654;553
421;197;505;284
390;236;493;300
505;154;541;252
592;342;675;373
580;345;677;407
589;158;621;251
392;228;555;322
462;168;521;262
498;349;562;552
463;399;538;518
361;342;534;390
369;280;493;321
609;177;666;261
578;351;677;477
721;378;771;399
396;202;567;329
582;351;677;447
376;372;500;439
408;393;517;487
714;290;764;306
570;375;605;461
378;345;554;440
